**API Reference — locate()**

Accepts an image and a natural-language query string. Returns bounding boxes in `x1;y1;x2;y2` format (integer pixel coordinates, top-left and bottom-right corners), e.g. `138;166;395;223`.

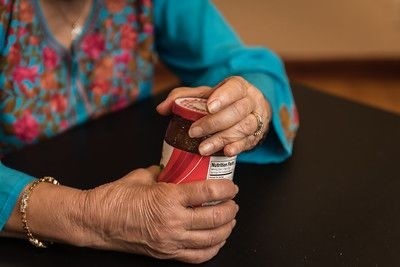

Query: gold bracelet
19;176;60;248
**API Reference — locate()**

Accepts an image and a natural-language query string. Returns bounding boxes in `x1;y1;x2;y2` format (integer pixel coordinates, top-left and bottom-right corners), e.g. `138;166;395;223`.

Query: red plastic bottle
158;97;237;184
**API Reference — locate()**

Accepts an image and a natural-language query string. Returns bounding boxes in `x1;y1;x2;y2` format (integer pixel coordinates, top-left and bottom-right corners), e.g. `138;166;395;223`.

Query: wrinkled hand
157;76;271;157
81;166;239;264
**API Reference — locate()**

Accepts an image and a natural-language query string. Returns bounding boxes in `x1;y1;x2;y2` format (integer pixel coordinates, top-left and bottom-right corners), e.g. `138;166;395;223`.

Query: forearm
0;182;89;247
0;165;239;263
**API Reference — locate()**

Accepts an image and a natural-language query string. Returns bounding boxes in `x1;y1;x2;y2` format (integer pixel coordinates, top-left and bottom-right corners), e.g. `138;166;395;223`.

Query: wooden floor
154;61;400;116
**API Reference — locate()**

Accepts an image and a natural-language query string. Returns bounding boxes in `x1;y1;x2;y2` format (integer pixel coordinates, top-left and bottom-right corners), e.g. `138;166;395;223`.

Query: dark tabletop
1;85;399;267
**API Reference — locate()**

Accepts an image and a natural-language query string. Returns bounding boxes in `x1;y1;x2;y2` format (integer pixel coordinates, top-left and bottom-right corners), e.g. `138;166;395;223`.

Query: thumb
145;165;162;178
156;86;213;115
179;180;238;207
118;165;161;185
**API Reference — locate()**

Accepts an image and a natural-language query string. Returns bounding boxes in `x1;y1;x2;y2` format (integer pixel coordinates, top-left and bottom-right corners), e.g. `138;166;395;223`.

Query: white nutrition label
207;156;237;180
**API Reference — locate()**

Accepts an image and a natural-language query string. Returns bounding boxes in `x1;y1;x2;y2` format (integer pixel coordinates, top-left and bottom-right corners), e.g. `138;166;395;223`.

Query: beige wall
213;0;400;60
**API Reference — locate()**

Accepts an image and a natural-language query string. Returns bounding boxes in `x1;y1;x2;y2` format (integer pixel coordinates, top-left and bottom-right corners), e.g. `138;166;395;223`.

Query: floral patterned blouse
0;0;155;153
0;0;299;229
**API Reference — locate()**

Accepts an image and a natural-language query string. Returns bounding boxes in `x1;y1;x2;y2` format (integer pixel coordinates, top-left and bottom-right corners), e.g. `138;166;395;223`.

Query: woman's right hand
81;166;239;264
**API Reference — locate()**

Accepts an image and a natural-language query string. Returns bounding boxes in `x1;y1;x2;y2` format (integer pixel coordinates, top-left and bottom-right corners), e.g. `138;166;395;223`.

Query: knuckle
157;186;181;212
131;168;148;177
214;134;229;148
202;116;220;132
229;140;246;155
229;76;248;97
230;101;244;118
176;184;193;204
230;98;252;119
245;136;257;150
243;97;254;113
212;207;222;227
189;208;196;230
203;182;220;201
147;224;182;250
196;85;212;91
207;232;217;247
145;229;172;254
168;87;185;99
237;117;253;135
158;240;175;252
230;200;239;212
237;141;247;154
158;181;176;195
224;144;238;157
152;229;168;243
224;201;237;217
251;134;260;146
149;241;180;259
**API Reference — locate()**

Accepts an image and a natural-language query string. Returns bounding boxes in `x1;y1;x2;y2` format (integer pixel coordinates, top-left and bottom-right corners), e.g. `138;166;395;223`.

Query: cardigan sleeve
0;162;34;230
153;0;299;164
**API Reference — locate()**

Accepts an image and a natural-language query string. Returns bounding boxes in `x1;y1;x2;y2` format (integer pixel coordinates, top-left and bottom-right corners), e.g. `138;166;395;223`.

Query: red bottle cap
172;97;209;121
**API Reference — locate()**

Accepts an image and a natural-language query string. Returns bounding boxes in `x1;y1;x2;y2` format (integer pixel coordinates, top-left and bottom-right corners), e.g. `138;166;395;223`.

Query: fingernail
235;204;240;212
199;142;214;155
189;126;203;138
232;219;237;227
208;99;221;114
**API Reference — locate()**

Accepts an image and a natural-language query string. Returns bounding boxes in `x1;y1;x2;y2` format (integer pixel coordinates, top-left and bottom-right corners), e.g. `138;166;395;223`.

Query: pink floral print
81;33;106;60
12;66;39;85
0;0;154;153
13;111;40;143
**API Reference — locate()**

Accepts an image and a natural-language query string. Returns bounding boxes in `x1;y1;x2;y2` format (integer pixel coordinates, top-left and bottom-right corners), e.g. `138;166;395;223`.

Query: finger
119;166;160;185
186;200;238;230
156;86;212;115
181;220;236;249
207;76;249;114
224;135;260;157
197;113;259;156
189;97;253;138
145;165;162;177
179;180;239;207
174;241;226;264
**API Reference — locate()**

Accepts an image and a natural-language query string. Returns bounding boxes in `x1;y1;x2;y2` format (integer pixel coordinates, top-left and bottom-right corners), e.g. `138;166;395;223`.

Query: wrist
76;188;109;249
30;183;89;246
4;181;90;247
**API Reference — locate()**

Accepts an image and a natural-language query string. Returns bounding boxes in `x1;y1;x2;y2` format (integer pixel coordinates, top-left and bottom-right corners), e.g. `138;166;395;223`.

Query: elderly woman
0;0;298;264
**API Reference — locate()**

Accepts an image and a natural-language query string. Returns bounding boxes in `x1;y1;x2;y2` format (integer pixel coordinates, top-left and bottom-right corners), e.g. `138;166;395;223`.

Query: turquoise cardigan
0;0;298;230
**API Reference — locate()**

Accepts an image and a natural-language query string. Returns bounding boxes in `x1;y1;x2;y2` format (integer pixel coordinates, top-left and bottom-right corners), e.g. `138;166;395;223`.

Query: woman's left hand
157;76;271;157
